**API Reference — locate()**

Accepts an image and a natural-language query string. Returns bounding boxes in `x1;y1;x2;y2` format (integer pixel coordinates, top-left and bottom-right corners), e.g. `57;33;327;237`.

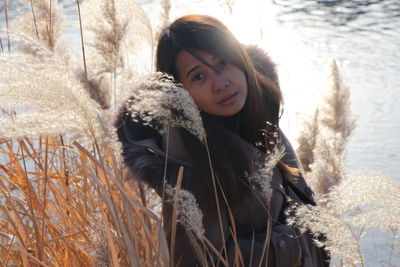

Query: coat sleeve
115;109;167;192
115;111;230;266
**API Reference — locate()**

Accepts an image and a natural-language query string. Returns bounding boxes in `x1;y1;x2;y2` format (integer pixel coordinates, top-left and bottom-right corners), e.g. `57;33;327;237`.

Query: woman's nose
212;72;230;93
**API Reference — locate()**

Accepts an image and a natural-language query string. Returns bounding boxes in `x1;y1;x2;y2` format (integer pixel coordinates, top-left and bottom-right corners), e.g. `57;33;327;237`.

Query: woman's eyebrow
186;65;200;77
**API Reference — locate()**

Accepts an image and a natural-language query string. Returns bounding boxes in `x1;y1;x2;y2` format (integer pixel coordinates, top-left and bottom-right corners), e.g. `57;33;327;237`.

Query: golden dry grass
0;136;169;266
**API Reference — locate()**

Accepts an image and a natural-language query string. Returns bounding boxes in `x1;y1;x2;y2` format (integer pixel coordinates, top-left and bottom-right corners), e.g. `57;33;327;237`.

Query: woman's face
175;50;248;116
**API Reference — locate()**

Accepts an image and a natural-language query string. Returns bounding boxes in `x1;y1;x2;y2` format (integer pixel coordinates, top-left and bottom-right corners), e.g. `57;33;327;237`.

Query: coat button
278;239;287;249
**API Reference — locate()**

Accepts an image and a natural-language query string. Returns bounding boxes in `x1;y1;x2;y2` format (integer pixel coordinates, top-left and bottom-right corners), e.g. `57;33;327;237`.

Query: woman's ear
245;45;279;85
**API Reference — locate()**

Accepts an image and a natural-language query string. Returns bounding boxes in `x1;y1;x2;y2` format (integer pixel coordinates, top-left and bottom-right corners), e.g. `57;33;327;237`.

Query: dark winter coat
115;46;330;267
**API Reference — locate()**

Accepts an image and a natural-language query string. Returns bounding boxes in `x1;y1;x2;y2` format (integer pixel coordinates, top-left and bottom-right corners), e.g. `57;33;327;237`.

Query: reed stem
40;136;50;260
170;166;184;267
76;0;89;88
48;0;53;49
19;139;43;260
3;0;11;51
204;138;228;266
29;0;40;40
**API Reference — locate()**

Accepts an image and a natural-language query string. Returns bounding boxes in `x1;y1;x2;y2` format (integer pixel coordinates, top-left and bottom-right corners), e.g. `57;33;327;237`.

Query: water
1;0;399;265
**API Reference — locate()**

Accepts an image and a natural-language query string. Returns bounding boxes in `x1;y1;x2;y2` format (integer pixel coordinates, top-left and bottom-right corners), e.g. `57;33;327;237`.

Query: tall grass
0;136;169;266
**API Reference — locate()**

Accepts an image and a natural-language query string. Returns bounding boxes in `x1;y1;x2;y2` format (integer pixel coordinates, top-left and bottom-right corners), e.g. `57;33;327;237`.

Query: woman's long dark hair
156;15;284;204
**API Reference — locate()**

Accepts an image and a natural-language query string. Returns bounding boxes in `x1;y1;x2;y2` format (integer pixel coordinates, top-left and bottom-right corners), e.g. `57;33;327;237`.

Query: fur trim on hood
246;45;279;84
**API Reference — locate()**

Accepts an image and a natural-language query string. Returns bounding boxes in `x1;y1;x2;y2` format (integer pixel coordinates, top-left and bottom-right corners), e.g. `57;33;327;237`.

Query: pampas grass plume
125;72;206;142
81;0;153;109
296;109;319;173
297;59;355;196
287;171;400;265
249;145;285;202
165;184;205;239
11;0;68;59
0;35;118;152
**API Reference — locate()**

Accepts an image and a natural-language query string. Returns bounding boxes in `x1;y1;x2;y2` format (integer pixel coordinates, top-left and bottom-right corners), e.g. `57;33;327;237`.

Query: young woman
116;14;330;266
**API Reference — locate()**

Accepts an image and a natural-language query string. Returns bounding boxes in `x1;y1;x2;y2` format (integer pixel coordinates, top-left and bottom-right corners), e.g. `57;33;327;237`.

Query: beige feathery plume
125;72;206;142
328;171;400;231
81;0;153;110
296;109;319;172
298;59;355;196
153;0;171;44
249;145;285;202
286;199;364;266
10;0;68;60
287;171;400;265
320;60;355;140
164;182;205;263
165;184;205;240
89;212;111;267
0;35;119;152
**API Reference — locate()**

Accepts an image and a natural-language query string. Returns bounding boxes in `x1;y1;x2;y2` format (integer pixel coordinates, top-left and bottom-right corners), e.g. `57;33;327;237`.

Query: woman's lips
219;92;238;105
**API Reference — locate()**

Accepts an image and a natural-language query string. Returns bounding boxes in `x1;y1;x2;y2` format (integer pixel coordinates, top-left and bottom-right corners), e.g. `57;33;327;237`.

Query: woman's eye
193;72;205;82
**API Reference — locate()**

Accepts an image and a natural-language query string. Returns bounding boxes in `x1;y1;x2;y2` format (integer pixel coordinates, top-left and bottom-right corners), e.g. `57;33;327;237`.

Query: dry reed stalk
161;125;171;206
39;136;49;261
48;0;53;48
19;139;43;260
204;139;228;266
214;175;245;266
3;0;11;51
170;166;184;267
76;0;89;89
29;0;40;40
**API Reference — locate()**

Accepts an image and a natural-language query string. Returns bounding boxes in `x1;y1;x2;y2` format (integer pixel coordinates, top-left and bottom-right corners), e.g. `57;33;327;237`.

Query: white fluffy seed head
0;35;121;159
287;171;400;265
164;183;205;239
248;145;285;202
125;72;206;142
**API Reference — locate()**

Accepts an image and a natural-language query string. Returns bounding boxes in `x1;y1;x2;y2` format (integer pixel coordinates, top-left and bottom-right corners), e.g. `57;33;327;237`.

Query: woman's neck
202;112;241;133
